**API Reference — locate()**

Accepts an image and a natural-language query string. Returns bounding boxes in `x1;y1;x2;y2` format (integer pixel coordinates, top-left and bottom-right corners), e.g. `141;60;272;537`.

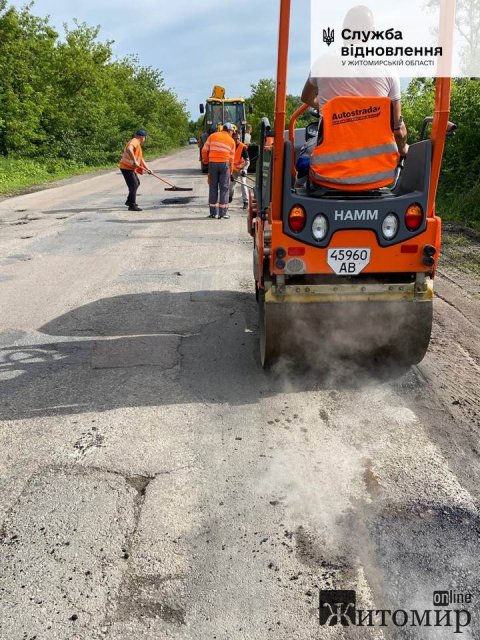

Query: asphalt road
0;147;479;639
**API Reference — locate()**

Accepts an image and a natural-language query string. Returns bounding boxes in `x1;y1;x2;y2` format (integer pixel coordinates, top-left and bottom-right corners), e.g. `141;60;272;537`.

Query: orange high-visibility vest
119;138;143;173
202;131;235;171
234;141;247;170
309;96;399;191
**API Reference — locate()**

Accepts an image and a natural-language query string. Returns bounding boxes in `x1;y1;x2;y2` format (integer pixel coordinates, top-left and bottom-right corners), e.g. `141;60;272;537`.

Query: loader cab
203;100;246;136
199;94;257;174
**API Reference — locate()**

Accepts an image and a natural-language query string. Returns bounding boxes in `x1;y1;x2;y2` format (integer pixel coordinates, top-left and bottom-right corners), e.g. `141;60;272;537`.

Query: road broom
148;171;193;192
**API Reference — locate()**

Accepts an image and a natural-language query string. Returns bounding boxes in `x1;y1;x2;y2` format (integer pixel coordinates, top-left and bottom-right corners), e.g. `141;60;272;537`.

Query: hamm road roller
250;0;456;368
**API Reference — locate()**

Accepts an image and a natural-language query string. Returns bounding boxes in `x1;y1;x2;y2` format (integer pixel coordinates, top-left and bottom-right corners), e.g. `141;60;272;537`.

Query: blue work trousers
208;162;230;217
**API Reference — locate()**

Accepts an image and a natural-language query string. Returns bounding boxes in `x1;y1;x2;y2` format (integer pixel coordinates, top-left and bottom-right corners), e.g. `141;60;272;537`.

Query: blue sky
10;0;313;118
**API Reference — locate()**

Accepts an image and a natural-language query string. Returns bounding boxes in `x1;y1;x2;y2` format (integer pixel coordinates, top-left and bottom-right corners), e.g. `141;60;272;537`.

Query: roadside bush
0;2;189;182
400;78;480;228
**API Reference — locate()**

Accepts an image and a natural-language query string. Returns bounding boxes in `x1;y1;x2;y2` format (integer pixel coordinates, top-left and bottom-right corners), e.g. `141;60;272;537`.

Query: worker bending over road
201;123;235;219
230;130;250;209
119;129;152;212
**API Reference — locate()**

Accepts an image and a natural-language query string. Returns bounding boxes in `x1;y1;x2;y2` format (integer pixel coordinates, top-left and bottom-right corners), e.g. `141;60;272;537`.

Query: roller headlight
312;214;328;241
382;213;398;240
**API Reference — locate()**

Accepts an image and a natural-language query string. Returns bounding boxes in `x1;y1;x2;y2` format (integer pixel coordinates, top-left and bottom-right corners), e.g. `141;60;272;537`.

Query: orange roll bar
271;0;291;221
428;0;456;216
288;103;309;177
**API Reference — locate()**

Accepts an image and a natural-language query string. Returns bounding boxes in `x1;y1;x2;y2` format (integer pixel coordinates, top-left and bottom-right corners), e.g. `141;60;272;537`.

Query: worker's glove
240;170;247;177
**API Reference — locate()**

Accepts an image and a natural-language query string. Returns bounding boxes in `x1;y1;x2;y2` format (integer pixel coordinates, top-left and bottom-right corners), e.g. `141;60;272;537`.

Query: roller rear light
288;247;305;256
288;205;306;233
405;204;423;231
400;244;418;254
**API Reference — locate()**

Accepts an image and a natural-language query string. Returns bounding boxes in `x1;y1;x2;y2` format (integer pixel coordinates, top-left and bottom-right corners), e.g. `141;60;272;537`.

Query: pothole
125;475;154;497
161;197;193;205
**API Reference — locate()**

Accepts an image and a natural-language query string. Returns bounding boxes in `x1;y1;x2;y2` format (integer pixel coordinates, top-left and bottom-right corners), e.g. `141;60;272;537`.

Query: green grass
441;230;470;247
436;186;480;233
0;158;113;196
440;246;480;277
0;147;181;197
441;227;480;277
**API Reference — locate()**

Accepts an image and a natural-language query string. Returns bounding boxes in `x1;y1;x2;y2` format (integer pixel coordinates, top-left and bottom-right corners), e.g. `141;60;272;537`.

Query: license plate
327;248;371;275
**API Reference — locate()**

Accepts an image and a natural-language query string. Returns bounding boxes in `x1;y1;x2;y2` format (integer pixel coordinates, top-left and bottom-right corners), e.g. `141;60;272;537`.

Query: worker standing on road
119;130;152;212
230;130;250;209
201;123;235;219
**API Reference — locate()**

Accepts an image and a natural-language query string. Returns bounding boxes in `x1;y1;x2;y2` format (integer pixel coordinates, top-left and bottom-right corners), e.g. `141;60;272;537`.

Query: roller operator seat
309;95;400;192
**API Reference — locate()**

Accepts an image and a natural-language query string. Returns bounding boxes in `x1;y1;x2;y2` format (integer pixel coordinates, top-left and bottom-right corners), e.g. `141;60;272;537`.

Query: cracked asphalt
0;147;479;639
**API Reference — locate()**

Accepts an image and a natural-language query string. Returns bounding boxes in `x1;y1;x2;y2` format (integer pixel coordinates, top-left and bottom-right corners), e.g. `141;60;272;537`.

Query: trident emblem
323;28;335;46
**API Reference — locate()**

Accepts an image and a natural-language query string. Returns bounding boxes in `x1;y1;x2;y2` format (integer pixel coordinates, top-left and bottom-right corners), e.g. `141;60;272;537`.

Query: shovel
148;171;193;192
231;177;255;190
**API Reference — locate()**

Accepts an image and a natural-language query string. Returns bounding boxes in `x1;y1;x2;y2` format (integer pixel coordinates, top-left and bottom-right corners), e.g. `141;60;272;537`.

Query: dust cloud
266;295;430;378
258;301;480;636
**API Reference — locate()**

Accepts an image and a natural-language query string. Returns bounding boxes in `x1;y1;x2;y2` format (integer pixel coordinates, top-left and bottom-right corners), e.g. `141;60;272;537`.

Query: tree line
0;1;189;166
402;78;480;226
2;0;477;226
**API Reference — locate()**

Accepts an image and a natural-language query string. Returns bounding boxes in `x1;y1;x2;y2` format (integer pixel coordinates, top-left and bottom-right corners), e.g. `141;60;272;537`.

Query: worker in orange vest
119;129;152;211
201;123;236;219
309;96;400;190
299;6;408;191
229;130;250;209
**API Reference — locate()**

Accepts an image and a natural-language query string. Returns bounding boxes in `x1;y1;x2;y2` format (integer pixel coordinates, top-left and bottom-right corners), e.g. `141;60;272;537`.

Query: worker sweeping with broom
119;129;152;211
120;129;193;207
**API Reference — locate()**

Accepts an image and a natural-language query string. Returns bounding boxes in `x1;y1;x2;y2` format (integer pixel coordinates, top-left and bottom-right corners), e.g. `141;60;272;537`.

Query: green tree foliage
248;79;275;136
248;78;312;143
0;2;189;165
188;116;204;139
0;1;57;156
425;0;480;74
403;77;480;225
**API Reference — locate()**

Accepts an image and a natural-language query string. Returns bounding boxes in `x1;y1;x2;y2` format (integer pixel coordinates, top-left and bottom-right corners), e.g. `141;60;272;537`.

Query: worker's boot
128;204;142;211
